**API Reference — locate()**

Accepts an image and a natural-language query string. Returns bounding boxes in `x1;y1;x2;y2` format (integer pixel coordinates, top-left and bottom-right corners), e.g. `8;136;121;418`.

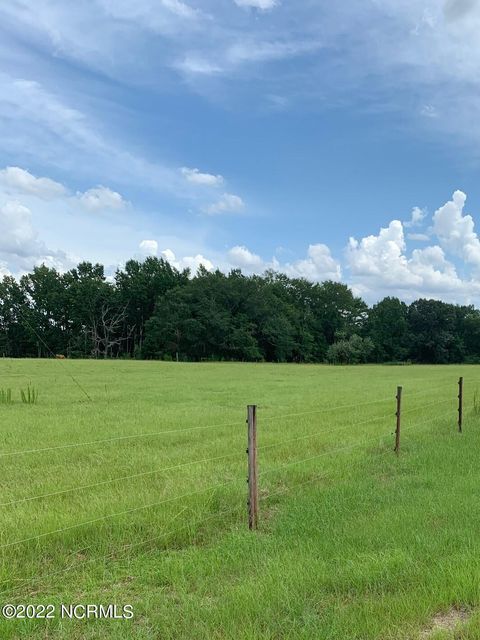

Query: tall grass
0;360;479;639
0;387;12;405
473;389;480;416
20;384;38;405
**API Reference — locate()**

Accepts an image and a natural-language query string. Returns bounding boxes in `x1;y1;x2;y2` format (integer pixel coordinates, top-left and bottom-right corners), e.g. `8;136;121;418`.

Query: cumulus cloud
78;185;126;211
432;190;480;267
180;167;224;186
228;245;264;271
139;239;158;256
0;200;39;257
283;244;342;281
0;166;68;200
0;166;128;214
345;203;480;302
161;248;214;272
228;243;341;281
346;220;417;287
0;199;72;273
203;193;245;215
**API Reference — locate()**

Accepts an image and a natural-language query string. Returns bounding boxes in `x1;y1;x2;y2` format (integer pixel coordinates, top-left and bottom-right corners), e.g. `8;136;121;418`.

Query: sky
2;0;480;304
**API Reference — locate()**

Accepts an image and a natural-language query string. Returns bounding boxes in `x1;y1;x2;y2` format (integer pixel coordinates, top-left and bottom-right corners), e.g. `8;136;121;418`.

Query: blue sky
1;0;480;303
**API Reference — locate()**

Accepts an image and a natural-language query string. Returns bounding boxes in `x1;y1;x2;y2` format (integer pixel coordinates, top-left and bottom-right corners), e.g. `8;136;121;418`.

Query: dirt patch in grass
419;607;469;638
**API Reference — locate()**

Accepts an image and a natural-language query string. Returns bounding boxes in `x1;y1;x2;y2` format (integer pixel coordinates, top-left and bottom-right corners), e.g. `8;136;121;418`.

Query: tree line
1;257;480;364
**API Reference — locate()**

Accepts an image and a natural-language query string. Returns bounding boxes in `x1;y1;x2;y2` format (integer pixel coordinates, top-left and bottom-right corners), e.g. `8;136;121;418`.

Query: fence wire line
0;475;244;552
0;503;243;599
402;379;472;399
0;419;245;458
259;412;448;478
1;380;464;459
261;396;393;422
1;414;441;597
401;396;454;415
0;428;421;596
0;399;393;459
0;449;247;508
1;399;438;506
0;401;454;511
0;409;452;596
258;412;393;452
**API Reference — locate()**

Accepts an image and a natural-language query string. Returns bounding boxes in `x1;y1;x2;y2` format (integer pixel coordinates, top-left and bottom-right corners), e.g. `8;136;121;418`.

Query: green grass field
1;360;480;639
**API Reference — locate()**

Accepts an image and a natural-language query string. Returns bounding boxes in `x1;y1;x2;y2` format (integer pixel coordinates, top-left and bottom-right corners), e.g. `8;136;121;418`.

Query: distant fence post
394;386;402;455
247;405;258;530
458;377;463;433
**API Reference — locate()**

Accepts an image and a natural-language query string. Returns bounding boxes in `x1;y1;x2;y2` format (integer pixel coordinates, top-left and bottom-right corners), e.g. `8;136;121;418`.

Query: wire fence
0;374;471;600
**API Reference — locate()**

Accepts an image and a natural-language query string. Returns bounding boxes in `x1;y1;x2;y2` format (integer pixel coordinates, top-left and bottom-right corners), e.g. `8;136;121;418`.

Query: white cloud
228;245;264;271
78;186;127;212
432;190;480;267
0;166;127;213
345;202;480;302
227;243;341;281
407;232;430;241
175;57;223;75
346;220;418;286
203;193;245;215
181;167;224;186
0;199;73;273
161;248;213;272
160;0;198;19
420;104;438;119
0;166;68;200
0;201;39;257
139;240;158;256
404;206;427;228
283;244;342;281
234;0;278;9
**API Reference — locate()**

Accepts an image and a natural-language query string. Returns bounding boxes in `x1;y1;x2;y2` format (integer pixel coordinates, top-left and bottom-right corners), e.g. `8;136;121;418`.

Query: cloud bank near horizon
1;165;480;306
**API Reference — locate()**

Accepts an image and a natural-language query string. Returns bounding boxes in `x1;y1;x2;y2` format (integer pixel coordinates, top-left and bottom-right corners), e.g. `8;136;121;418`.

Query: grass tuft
0;387;12;405
20;384;39;405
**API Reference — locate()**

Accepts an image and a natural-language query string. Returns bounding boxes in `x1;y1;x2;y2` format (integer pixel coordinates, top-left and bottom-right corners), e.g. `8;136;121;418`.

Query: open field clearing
1;360;480;639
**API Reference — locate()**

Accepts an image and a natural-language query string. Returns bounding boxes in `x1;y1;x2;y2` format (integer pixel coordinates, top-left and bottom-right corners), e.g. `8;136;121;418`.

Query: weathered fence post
247;405;258;530
394;386;402;455
458;377;463;433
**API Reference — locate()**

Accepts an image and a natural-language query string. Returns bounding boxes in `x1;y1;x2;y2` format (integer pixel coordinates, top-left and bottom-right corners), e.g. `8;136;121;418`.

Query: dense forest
1;257;480;364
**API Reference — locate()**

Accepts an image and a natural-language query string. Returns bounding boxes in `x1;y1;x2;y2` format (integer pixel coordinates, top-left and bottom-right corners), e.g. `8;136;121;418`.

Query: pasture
1;359;480;639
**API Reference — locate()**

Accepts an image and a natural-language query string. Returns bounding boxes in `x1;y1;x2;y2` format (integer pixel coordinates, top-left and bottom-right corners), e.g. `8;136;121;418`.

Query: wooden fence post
458;377;463;433
394;386;402;455
247;405;258;530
